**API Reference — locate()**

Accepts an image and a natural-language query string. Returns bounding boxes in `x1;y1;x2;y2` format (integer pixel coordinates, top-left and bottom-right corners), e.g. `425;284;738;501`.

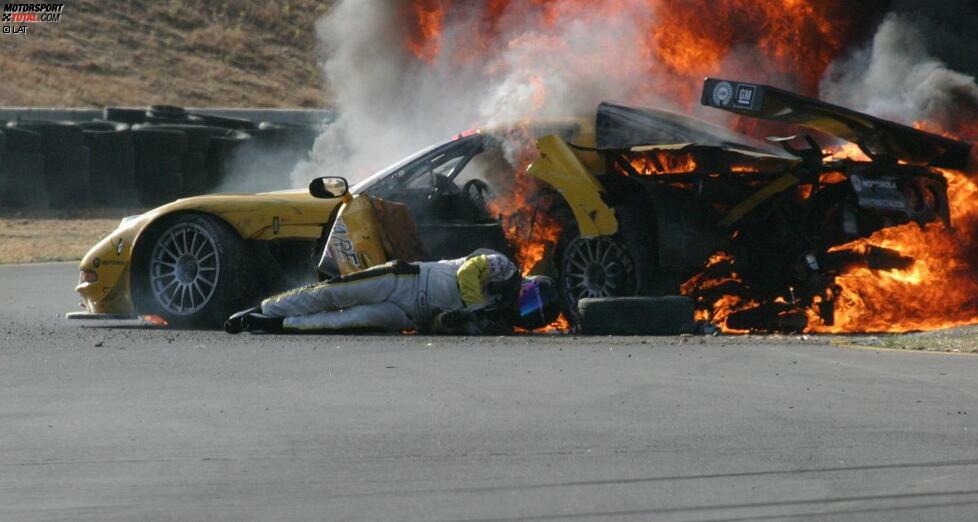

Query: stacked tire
130;126;188;206
79;121;136;206
0;126;47;208
140;124;213;196
6;120;92;208
216;121;317;192
103;107;147;125
0;107;322;209
206;128;252;189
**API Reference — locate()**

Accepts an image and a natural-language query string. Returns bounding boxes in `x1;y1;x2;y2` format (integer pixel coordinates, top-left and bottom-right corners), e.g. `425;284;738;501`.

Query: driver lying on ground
224;249;560;335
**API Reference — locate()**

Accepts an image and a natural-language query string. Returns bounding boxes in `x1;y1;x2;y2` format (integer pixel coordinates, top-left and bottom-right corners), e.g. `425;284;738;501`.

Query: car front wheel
135;214;257;328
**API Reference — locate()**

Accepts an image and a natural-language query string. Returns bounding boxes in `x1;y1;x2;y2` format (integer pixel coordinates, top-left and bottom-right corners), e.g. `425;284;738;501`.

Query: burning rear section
489;80;978;334
677;79;978;333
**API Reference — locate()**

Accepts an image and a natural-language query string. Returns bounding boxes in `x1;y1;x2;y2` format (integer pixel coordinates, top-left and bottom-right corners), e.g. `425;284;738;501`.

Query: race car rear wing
701;78;974;171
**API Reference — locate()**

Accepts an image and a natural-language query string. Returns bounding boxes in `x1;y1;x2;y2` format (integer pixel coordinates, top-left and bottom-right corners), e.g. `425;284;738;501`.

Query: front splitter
66;312;139;320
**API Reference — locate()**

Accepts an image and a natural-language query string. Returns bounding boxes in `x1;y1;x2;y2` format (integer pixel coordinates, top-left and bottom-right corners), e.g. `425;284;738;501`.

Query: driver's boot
242;313;284;333
224;306;261;334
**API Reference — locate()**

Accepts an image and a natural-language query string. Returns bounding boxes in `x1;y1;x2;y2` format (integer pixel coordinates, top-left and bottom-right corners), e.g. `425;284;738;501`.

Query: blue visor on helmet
517;280;544;319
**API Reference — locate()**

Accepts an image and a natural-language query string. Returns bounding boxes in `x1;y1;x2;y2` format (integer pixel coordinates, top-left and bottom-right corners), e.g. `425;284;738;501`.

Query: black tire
7;120;92;207
191;112;257;131
556;232;638;318
131;127;188;206
0;130;5;206
132;213;260;328
233;122;317;188
104;107;147;125
255;121;319;150
136;124;213;196
1;127;46;208
206;129;252;188
145;104;201;124
2;124;40;153
80;120;136;206
578;296;696;335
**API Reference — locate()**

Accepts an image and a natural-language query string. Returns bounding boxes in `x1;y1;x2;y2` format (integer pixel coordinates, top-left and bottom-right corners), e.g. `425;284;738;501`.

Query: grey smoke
292;0;699;186
820;11;978;136
297;1;978;189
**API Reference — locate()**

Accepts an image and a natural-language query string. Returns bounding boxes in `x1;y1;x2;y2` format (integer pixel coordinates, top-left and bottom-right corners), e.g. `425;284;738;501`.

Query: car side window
404;154;465;189
451;142;510;193
366;138;480;198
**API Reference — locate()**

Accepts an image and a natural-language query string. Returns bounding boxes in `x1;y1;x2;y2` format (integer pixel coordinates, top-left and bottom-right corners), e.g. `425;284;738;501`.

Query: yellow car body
74;191;342;317
72;97;795;326
71;120;613;322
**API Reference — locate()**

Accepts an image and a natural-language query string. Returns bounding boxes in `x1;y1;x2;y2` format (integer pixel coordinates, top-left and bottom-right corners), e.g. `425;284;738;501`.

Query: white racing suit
261;249;518;333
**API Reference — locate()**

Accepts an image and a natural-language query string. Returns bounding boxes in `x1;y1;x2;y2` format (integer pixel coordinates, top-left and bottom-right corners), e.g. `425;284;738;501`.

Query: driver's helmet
513;275;560;330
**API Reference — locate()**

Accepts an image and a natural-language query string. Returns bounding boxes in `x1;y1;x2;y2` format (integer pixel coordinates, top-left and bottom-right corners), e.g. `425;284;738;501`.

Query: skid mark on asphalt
318;458;978;500
445;489;978;521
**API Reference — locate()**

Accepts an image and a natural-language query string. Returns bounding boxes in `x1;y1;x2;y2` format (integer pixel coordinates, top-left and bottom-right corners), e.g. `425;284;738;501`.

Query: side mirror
309;176;349;199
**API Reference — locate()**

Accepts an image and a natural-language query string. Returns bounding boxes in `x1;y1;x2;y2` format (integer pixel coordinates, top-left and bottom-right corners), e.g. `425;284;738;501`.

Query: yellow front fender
526;135;618;237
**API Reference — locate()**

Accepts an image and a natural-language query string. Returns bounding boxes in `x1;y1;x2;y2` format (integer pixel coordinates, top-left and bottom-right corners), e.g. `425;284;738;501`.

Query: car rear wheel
135;214;258;328
558;234;637;316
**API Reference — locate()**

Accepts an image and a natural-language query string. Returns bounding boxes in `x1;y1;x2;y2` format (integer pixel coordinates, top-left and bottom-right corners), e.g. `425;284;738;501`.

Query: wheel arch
129;210;246;314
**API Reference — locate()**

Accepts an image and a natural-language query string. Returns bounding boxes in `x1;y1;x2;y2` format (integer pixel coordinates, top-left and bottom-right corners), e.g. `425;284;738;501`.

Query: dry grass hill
1;0;332;107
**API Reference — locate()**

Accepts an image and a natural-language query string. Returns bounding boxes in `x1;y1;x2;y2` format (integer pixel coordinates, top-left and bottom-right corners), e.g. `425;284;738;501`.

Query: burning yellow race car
70;79;977;333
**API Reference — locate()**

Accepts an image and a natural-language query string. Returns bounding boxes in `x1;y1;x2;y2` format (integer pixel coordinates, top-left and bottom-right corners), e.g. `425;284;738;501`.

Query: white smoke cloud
293;0;680;186
294;3;978;190
819;13;978;132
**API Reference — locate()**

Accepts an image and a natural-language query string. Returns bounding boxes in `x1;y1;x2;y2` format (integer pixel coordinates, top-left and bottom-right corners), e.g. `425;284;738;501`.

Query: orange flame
405;0;444;63
142;315;169;326
825;142;871;162
806;169;978;333
629;151;697;175
401;1;978;334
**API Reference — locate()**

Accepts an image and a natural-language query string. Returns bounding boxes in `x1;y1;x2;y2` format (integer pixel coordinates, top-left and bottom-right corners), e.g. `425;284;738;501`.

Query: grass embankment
0;210;132;264
0;0;331;107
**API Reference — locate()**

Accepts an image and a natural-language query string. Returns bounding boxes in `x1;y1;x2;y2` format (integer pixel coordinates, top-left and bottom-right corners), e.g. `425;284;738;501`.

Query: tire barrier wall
0;106;328;209
0;126;47;208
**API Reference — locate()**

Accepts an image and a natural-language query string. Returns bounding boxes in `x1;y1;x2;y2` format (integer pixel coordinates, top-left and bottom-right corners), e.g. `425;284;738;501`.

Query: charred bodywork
525;79;974;331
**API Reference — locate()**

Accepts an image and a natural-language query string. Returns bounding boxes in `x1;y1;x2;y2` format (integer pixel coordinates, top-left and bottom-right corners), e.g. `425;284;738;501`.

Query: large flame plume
806;169;978;333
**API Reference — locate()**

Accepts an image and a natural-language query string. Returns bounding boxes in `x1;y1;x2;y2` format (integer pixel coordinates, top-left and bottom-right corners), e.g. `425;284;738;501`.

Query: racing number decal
329;216;361;269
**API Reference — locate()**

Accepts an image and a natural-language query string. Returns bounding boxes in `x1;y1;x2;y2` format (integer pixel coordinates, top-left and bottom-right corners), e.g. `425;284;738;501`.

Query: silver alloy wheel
560;236;635;306
149;223;220;315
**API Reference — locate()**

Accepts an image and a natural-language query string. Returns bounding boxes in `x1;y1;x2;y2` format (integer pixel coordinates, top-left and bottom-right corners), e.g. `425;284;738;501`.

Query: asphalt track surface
2;262;978;521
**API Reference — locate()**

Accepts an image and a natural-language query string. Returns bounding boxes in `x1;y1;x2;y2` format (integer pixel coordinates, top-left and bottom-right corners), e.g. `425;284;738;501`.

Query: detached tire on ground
578;296;696;335
132;213;260;328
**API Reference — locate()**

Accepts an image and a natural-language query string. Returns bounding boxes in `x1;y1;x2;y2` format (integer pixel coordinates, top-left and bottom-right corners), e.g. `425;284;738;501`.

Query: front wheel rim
149;223;220;315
